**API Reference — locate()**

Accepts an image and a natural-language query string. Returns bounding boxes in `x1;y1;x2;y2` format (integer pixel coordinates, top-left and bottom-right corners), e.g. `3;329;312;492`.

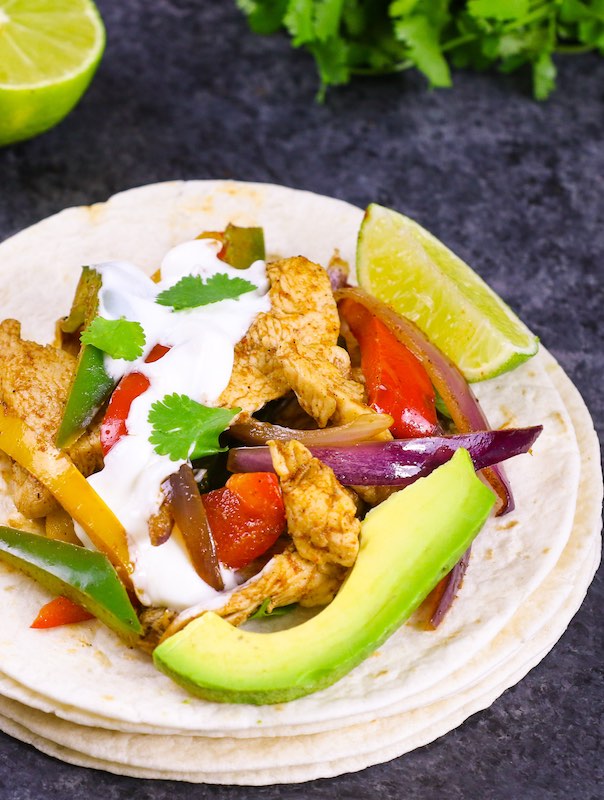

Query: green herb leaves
81;317;145;361
236;1;604;100
156;273;256;311
250;599;297;619
148;394;240;462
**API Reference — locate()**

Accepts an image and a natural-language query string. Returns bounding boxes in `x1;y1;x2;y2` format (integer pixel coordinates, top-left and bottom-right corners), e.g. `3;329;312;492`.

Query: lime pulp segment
357;204;539;382
0;0;105;146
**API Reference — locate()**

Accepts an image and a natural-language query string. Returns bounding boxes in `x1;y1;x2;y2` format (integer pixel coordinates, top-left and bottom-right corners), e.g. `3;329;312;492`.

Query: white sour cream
80;238;271;610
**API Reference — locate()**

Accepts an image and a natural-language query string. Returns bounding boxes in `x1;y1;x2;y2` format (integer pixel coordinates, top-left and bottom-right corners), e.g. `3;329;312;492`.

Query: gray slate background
0;2;602;798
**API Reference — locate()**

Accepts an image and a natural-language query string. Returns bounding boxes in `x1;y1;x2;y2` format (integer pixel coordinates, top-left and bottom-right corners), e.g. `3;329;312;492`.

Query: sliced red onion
227;426;542;487
337;288;516;514
165;465;223;591
429;546;472;628
327;264;349;291
229;413;393;447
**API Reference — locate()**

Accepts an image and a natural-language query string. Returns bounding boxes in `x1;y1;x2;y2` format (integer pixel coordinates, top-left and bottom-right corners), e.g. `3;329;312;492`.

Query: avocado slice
153;449;495;704
0;526;141;643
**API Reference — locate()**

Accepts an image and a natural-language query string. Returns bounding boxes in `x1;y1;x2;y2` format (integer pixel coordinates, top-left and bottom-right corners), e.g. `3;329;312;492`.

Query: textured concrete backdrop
0;2;602;798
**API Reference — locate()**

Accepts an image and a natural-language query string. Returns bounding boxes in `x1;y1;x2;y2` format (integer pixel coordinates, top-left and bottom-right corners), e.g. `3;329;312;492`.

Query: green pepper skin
56;267;115;449
60;267;102;335
222;224;265;269
56;344;114;449
0;526;141;642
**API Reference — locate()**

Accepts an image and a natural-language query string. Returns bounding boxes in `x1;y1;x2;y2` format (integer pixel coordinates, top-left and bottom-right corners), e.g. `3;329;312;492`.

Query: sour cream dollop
78;238;271;610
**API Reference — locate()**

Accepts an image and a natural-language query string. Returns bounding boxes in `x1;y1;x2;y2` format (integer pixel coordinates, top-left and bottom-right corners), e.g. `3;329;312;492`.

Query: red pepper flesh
100;344;171;455
202;473;286;570
100;372;150;456
340;299;437;438
31;595;95;629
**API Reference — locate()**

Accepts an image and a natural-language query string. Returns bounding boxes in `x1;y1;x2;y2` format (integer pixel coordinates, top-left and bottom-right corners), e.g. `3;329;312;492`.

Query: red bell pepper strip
340;299;438;439
202;473;286;570
101;372;150;456
337;287;513;515
100;344;170;456
31;596;94;628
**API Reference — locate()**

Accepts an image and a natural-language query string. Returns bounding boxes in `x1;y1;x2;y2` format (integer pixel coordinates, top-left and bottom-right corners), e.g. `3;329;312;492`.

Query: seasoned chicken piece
218;256;340;412
269;439;360;568
159;439;360;637
218;549;346;627
161;546;346;638
0;320;103;519
281;345;369;428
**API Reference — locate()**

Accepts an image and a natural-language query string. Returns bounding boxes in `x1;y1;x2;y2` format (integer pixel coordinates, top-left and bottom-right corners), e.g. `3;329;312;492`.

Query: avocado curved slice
153;449;495;704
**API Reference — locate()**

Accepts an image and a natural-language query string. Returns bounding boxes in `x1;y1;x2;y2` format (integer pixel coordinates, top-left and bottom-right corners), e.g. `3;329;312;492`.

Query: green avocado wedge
153;449;495;704
0;527;141;643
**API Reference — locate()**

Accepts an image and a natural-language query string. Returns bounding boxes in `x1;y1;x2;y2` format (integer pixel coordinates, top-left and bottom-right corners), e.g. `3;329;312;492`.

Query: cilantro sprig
148;394;240;462
81;317;146;361
236;1;604;101
156;273;257;311
250;599;298;620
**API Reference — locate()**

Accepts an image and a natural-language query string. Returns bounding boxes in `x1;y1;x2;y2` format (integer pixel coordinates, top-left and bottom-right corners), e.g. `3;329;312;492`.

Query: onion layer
229;413;394;447
165;465;223;591
227;426;542;487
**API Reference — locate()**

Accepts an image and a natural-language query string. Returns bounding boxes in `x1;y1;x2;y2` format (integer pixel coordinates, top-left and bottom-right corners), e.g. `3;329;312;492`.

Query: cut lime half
0;0;105;147
357;204;539;382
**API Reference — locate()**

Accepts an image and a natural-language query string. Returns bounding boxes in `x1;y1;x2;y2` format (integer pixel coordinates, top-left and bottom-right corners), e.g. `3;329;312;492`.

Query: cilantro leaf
250;599;298;619
235;0;287;34
394;15;452;88
532;51;557;100
237;0;601;100
467;0;530;22
80;317;145;361
156;273;257;311
148;394;240;462
314;0;346;42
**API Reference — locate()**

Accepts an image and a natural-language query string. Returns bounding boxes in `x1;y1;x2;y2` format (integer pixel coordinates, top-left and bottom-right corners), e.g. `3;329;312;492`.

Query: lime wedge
0;0;105;147
357;204;539;382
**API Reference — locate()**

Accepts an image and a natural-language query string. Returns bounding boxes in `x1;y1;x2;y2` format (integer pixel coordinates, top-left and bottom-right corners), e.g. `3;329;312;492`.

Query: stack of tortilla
0;181;600;785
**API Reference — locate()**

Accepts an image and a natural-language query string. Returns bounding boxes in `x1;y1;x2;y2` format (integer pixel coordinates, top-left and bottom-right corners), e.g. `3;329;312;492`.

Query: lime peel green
153;449;495;704
357;203;539;382
0;0;105;146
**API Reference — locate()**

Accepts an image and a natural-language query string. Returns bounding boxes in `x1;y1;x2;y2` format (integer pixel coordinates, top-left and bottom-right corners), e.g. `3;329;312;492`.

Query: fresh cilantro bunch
236;1;604;99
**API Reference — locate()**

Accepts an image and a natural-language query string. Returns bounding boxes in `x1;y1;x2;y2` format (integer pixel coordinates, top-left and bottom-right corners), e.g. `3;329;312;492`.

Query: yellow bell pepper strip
197;223;265;269
0;408;133;585
0;526;141;643
56;267;115;449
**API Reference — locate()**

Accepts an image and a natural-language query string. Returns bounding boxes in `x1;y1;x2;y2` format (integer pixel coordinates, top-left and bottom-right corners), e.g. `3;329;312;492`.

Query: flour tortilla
0;353;597;783
0;182;598;763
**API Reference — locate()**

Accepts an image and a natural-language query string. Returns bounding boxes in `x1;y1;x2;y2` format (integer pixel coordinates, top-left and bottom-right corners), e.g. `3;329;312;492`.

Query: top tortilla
0;180;586;732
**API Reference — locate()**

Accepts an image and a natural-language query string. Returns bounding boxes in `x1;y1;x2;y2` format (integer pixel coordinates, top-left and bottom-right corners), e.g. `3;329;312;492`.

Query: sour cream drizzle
80;239;271;610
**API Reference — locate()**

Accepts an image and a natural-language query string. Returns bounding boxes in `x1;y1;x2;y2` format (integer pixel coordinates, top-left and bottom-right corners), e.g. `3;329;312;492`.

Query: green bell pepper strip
56;267;115;449
0;526;141;643
198;224;265;269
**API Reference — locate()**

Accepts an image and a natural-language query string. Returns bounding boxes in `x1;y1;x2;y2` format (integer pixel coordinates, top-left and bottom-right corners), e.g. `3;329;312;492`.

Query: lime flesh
0;0;105;146
357;204;539;382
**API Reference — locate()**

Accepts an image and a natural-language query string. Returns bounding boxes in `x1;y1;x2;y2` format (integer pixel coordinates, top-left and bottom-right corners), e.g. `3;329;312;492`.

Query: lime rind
357;204;539;382
0;0;105;146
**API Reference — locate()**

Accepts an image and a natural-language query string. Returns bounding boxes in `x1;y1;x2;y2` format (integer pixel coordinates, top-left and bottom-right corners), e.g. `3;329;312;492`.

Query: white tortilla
0;183;599;782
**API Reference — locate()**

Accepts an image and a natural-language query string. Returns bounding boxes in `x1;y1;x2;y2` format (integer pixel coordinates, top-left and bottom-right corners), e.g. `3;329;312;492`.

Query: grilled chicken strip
0;320;103;519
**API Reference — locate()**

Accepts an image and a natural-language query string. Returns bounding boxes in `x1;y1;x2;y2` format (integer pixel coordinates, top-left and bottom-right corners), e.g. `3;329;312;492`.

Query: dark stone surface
0;2;602;798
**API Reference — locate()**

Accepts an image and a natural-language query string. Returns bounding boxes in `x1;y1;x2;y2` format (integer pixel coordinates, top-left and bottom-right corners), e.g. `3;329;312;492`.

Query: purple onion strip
227;426;542;487
430;546;472;628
